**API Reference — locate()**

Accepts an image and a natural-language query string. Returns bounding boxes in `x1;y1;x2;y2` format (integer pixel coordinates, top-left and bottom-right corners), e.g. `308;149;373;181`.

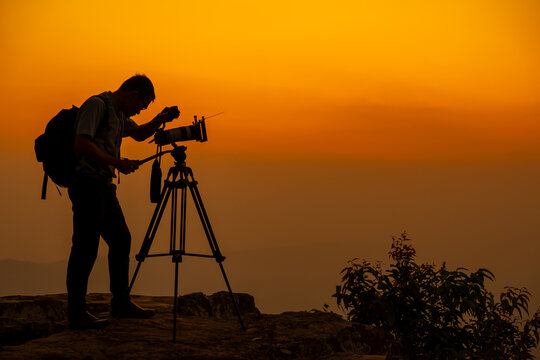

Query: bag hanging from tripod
150;157;162;203
34;94;108;199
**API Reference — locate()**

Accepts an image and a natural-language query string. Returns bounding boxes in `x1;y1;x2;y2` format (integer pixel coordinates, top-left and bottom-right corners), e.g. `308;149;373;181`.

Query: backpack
34;95;108;199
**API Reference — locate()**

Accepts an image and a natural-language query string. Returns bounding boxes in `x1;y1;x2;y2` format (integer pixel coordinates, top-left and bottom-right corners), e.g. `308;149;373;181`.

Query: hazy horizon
2;153;539;316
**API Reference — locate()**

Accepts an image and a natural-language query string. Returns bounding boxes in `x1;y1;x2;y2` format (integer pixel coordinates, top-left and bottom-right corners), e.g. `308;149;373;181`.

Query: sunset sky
1;1;539;320
2;0;540;161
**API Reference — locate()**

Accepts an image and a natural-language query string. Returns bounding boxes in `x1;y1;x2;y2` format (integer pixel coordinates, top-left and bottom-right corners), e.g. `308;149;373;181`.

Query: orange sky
1;0;539;163
1;1;539;324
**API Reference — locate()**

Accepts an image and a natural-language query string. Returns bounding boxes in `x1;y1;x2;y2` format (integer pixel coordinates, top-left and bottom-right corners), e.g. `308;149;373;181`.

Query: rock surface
0;293;387;359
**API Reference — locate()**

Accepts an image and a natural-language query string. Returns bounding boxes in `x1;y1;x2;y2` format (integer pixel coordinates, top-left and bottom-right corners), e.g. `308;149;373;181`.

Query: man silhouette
67;74;176;329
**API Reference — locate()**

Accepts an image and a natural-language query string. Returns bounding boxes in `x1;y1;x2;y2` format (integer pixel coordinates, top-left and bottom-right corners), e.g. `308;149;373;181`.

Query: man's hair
119;74;156;102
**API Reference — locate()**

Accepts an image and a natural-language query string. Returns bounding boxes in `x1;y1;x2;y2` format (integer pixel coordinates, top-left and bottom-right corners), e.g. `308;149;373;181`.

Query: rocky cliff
0;293;387;359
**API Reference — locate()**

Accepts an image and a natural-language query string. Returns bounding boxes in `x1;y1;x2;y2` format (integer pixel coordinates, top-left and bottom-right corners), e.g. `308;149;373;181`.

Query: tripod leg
172;174;187;342
171;183;178;253
173;259;179;342
129;262;143;294
129;182;174;292
187;179;221;258
217;262;246;330
180;172;188;252
139;184;174;259
186;174;246;331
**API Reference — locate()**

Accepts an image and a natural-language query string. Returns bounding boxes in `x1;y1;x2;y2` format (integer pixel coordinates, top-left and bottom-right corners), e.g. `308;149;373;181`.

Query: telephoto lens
154;119;207;145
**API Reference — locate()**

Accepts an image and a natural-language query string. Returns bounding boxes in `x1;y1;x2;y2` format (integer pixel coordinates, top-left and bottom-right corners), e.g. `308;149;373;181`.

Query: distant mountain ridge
0;243;354;314
0;259;79;296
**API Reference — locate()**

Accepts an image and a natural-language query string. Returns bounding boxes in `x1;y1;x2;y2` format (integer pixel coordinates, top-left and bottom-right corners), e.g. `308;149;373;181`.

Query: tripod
128;146;246;341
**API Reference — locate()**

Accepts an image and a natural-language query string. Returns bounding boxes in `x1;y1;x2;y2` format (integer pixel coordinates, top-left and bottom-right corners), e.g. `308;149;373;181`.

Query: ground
0;293;388;359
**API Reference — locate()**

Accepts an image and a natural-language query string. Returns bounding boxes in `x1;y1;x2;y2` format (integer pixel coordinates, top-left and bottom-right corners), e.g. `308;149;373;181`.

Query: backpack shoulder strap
91;93;110;135
41;172;48;200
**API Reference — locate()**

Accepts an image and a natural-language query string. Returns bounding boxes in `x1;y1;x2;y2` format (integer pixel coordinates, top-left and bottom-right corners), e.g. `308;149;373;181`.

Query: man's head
114;74;155;117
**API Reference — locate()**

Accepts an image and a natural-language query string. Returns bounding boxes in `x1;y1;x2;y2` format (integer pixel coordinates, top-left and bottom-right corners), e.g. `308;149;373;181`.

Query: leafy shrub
333;233;540;359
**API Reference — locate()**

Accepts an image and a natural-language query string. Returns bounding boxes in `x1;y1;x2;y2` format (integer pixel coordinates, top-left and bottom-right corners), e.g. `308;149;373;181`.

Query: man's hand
129;106;180;142
115;159;139;174
153;106;180;125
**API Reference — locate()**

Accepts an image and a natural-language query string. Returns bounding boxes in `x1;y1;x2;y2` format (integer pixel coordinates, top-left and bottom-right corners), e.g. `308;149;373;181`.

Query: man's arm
128;107;179;142
74;135;139;174
128;119;162;142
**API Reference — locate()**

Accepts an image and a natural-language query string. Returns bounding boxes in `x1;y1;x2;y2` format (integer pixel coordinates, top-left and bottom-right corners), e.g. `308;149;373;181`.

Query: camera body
160;106;181;123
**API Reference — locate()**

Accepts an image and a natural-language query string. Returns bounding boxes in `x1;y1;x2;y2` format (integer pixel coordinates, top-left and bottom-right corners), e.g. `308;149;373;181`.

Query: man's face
124;91;151;117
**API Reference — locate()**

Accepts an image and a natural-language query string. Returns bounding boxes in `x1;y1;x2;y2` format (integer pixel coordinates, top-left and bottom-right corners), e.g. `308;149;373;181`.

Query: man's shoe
111;299;155;319
68;311;109;330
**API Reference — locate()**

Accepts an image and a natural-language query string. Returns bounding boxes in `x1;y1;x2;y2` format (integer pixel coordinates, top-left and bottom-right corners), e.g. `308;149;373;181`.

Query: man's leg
67;180;109;328
101;183;154;318
101;184;131;302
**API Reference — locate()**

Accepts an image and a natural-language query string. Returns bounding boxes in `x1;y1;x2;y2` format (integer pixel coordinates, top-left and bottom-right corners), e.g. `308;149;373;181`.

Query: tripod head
147;143;189;203
135;142;191;203
170;144;187;165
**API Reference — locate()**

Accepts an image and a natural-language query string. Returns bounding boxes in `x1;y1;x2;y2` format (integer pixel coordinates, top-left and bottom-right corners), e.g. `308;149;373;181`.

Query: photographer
67;74;176;329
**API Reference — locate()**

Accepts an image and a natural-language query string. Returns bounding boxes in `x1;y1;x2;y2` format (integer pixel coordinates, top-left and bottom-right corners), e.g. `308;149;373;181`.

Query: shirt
74;91;139;180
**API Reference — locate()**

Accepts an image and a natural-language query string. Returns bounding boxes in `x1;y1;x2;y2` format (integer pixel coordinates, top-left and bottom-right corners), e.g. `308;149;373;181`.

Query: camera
160;106;181;123
154;115;207;145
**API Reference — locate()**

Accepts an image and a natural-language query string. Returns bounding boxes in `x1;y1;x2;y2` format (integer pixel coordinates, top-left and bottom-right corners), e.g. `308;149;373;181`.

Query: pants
67;178;131;314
